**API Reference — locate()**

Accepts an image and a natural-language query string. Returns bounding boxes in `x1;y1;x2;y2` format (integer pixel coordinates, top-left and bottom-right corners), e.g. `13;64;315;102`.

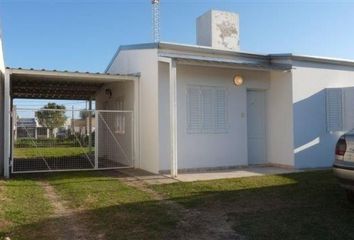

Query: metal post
71;105;75;134
170;60;178;177
13;106;17;141
3;72;10;178
10;99;14;173
12;105;16;173
94;110;98;169
88;99;92;154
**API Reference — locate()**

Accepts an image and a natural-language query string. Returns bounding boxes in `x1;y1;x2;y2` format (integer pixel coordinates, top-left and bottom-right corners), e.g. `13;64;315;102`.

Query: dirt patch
0;182;11;231
110;170;242;240
39;181;98;240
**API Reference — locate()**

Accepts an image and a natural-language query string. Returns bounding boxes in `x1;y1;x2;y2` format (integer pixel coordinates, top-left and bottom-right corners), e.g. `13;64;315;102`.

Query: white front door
247;90;267;165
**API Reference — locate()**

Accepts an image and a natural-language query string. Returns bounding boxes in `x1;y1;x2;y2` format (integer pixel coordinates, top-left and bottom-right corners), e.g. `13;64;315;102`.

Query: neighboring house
2;9;354;177
15;118;50;139
14;117;70;139
71;117;96;135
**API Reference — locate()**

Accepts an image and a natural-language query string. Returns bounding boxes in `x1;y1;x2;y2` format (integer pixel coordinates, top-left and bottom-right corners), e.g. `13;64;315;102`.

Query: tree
36;103;67;137
80;110;94;120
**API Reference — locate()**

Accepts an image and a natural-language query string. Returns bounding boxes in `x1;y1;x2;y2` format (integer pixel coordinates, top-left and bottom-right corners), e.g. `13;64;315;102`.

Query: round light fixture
233;75;244;86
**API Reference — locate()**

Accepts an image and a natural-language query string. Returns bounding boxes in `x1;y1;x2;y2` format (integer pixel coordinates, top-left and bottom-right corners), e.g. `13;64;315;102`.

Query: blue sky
2;0;354;111
1;0;354;73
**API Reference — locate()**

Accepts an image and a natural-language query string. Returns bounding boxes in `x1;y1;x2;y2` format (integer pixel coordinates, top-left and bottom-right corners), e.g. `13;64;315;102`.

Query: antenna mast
152;0;160;42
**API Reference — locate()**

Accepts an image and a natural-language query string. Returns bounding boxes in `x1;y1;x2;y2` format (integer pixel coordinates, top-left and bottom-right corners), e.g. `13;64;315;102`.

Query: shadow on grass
152;170;354;240
2;170;354;240
0;200;177;240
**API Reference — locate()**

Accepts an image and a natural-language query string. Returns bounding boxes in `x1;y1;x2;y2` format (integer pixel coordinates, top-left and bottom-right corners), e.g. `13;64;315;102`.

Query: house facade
15;118;50;139
1;10;354;177
105;10;354;175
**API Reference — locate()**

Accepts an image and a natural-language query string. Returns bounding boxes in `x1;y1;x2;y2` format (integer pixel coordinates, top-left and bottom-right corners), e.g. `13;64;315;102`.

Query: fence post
88;99;92;154
4;72;10;178
94;110;98;169
131;112;134;168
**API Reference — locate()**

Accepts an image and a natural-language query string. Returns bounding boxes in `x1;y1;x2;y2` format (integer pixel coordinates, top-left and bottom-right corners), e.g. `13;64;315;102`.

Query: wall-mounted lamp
233;74;244;86
105;88;112;98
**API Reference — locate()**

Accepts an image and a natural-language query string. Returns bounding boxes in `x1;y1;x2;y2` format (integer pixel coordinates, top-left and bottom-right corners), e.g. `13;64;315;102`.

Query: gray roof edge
104;42;270;73
158;42;269;60
7;67;140;79
159;52;292;70
270;54;354;68
104;41;354;72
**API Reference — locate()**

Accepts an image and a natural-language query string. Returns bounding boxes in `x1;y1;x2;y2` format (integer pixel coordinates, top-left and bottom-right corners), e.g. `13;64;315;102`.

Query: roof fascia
7;68;138;81
158;42;269;62
271;54;354;68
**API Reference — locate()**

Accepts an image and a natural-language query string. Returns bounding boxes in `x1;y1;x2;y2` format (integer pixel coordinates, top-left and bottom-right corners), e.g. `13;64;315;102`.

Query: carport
3;68;139;178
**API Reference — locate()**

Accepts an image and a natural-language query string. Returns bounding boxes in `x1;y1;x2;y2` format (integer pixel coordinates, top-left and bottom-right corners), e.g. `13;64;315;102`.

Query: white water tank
197;10;240;51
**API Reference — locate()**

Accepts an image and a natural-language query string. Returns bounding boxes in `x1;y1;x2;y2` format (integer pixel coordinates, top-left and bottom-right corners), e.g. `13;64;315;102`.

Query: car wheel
346;190;354;203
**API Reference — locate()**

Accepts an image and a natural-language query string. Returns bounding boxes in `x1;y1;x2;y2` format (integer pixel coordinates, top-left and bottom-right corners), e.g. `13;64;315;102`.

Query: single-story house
14;118;51;139
1;9;354;177
71;118;96;135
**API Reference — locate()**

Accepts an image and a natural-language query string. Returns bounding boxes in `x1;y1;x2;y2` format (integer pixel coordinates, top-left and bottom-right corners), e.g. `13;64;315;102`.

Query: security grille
11;108;134;173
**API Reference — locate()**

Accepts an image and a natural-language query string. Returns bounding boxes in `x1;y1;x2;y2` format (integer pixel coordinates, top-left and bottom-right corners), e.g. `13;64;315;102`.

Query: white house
2;9;354;177
105;10;354;175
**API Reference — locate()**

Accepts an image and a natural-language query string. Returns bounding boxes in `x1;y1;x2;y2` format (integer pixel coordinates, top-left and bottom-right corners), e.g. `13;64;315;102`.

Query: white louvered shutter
187;85;228;134
326;88;343;132
187;86;202;133
215;88;227;132
202;87;215;132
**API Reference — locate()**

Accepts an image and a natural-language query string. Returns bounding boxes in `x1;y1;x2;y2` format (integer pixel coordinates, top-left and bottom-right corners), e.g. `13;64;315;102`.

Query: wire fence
11;108;134;173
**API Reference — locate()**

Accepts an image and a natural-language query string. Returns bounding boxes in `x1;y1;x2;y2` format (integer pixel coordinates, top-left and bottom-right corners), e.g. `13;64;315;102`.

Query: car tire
346;190;354;203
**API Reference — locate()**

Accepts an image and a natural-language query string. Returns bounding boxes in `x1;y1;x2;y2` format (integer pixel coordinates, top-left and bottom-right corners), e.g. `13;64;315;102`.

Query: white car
333;134;354;202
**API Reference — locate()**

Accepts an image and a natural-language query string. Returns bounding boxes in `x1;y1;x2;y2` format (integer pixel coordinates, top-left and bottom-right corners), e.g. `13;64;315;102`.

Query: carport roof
7;67;139;100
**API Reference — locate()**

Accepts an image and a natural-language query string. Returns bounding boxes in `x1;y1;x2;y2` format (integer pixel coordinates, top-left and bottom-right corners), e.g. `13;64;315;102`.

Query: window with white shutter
186;87;202;133
215;88;227;131
187;85;228;134
202;87;215;131
326;88;343;132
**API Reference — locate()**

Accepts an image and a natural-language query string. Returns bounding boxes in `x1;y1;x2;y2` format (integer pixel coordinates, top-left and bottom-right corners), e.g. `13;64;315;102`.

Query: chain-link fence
11;108;134;173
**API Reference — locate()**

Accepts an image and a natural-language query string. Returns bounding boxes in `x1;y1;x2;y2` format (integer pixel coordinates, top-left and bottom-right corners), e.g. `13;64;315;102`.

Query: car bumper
333;160;354;191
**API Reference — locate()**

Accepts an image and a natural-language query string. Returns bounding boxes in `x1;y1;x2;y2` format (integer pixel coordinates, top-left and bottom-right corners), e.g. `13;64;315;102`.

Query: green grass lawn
46;172;176;240
152;170;354;240
14;147;92;158
0;172;176;240
1;170;353;240
0;178;53;240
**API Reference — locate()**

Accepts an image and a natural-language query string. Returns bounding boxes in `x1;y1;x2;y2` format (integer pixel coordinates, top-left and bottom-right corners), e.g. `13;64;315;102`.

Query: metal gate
11;108;134;173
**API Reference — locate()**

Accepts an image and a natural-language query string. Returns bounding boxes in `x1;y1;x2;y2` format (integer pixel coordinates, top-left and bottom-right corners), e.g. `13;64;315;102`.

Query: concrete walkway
174;166;300;182
117;166;300;185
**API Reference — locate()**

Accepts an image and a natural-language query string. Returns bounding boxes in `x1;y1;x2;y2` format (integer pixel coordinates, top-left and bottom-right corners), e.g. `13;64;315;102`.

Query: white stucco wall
95;81;134;167
96;81;134;110
267;71;294;167
106;49;159;173
158;62;171;171
159;64;272;171
292;61;354;168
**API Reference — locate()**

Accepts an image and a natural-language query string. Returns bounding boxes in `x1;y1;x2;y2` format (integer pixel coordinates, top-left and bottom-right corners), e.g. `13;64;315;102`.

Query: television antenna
152;0;160;42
